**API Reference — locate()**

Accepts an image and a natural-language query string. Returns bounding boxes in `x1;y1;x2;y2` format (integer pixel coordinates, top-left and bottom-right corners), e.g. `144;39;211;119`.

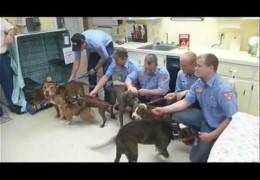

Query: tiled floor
0;105;191;162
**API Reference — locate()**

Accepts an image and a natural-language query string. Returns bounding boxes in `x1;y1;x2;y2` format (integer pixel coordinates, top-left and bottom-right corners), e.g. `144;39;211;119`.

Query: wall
112;17;258;51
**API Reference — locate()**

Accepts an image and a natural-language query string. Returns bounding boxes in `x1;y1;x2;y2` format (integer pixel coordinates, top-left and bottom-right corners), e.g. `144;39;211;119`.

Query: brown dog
43;80;87;118
114;119;173;162
50;94;95;125
70;95;116;128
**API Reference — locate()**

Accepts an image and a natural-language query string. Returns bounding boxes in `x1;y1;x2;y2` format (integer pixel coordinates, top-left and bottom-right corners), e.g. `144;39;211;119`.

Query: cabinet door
222;77;252;113
128;51;139;62
156;54;166;67
249;82;259;116
137;53;166;66
137;52;147;65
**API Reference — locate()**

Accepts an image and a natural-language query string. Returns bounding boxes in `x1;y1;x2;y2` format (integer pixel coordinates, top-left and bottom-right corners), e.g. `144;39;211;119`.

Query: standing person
152;53;238;162
0;18;24;115
68;30;114;101
89;47;139;100
165;51;198;102
125;53;170;106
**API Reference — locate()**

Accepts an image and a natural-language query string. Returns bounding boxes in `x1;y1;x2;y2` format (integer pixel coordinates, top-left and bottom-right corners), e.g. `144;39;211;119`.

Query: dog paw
64;120;71;125
100;124;105;128
56;115;60;118
111;114;117;119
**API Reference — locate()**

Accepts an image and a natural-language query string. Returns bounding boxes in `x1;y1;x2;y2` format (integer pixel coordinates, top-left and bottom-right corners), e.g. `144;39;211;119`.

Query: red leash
78;95;115;108
147;97;165;105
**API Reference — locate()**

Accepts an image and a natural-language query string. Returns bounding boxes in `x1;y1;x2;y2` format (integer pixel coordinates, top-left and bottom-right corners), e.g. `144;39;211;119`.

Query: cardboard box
179;34;190;50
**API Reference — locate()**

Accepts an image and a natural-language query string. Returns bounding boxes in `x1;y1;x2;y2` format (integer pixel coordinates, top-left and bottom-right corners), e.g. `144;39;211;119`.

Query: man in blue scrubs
126;53;170;106
69;30;114;101
89;47;139;100
152;53;238;162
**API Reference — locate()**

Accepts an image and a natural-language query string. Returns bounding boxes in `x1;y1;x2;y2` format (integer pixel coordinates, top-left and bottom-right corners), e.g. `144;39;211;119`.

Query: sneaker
10;105;25;115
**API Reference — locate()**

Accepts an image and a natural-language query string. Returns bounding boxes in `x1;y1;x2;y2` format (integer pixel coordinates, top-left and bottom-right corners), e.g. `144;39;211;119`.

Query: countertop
114;42;259;67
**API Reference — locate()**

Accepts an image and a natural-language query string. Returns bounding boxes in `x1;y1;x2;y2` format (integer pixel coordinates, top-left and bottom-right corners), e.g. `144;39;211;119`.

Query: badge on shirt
195;87;203;94
223;91;233;101
161;74;169;81
138;76;144;83
96;47;102;53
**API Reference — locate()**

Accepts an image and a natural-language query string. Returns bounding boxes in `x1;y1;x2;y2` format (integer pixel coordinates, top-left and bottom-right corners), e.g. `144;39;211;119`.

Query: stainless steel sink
137;44;178;51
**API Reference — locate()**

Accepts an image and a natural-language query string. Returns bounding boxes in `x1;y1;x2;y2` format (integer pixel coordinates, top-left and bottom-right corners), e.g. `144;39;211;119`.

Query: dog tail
88;135;116;150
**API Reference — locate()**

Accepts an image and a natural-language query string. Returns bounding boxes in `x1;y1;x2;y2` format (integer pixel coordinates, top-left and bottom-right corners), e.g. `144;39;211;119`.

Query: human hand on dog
151;107;165;116
88;68;96;75
89;89;98;97
128;87;138;95
164;93;176;100
113;80;124;86
176;90;188;101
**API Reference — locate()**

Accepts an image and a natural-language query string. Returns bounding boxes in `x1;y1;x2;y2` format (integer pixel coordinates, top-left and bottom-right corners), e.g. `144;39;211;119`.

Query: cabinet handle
164;59;165;65
243;90;246;95
251;85;254;91
228;70;237;73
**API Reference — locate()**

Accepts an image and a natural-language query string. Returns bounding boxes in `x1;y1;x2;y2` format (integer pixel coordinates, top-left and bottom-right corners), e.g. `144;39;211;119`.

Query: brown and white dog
131;103;172;121
43;80;87;118
90;118;173;162
114;119;173;162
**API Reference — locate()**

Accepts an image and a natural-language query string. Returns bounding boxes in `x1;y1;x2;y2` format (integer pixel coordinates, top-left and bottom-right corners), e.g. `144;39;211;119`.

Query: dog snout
131;112;142;121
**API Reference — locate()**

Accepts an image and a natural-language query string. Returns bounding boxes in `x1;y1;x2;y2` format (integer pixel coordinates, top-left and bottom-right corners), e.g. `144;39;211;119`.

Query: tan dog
43;80;87;118
50;94;95;125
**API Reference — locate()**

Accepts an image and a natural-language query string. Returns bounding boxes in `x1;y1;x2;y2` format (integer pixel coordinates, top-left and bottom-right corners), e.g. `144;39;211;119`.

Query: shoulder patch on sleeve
223;91;233;101
161;74;169;81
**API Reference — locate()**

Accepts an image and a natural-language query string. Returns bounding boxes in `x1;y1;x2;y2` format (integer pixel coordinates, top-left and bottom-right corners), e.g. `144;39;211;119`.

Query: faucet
164;33;169;44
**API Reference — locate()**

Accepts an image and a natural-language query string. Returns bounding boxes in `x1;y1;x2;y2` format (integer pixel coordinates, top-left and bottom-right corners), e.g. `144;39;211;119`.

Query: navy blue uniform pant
172;108;215;162
87;44;114;101
0;52;21;112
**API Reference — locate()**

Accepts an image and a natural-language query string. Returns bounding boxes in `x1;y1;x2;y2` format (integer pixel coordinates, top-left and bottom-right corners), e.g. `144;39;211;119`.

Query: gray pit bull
109;85;140;127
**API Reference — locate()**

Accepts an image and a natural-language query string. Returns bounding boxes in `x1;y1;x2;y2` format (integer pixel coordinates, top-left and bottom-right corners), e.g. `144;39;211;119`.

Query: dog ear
121;91;128;100
57;84;65;93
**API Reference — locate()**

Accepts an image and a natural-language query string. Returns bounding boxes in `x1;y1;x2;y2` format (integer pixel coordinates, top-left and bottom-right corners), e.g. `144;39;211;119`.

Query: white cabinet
129;52;166;66
234;79;252;113
128;51;139;62
249;82;259;116
137;52;146;65
156;54;166;67
219;61;259;115
140;53;166;66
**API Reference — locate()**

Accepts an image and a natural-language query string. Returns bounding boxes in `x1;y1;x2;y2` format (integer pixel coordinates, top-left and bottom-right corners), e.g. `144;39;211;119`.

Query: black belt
0;51;9;58
106;41;113;48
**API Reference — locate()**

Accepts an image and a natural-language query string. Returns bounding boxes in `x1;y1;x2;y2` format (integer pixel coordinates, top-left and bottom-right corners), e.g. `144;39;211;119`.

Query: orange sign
179;34;190;50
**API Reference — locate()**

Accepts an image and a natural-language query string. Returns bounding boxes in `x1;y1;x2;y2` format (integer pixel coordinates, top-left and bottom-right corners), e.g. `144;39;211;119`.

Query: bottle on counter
251;43;258;57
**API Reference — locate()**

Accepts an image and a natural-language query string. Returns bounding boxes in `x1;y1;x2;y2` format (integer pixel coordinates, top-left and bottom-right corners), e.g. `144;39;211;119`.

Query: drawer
254;68;259;81
218;63;255;79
